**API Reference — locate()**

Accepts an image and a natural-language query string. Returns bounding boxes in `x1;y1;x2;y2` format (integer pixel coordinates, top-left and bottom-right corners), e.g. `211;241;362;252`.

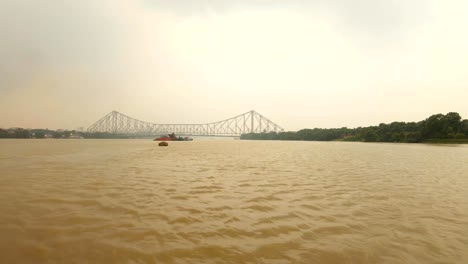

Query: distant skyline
1;0;468;130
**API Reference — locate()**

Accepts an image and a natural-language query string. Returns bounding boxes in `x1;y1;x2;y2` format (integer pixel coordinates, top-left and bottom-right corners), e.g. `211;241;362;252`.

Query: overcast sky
1;0;467;130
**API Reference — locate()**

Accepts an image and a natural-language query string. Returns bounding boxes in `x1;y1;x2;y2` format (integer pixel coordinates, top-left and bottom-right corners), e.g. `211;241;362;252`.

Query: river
0;139;467;263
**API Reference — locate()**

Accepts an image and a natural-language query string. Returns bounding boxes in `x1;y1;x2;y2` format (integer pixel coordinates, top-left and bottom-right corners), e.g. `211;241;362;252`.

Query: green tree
422;114;445;139
444;112;462;134
240;112;465;143
461;120;468;136
15;129;30;138
363;129;378;142
0;129;7;138
35;131;45;139
53;131;63;138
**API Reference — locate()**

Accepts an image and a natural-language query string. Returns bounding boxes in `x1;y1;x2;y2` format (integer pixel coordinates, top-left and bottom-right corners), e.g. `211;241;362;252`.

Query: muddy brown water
0;139;467;263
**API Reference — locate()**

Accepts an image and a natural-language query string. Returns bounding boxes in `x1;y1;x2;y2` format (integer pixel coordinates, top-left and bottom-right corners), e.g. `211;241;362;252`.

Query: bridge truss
87;110;284;136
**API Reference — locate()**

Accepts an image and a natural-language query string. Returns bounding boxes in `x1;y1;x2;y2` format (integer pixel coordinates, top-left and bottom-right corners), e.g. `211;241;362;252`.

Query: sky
1;0;467;130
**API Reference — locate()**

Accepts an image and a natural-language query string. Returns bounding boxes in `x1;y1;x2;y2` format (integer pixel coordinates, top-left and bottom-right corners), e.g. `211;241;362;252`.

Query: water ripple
0;140;467;263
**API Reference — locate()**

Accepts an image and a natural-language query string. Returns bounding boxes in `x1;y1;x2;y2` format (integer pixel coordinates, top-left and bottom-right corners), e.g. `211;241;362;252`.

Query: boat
154;133;193;141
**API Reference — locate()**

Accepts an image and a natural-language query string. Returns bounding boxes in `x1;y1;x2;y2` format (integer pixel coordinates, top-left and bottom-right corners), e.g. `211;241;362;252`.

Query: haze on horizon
1;0;467;131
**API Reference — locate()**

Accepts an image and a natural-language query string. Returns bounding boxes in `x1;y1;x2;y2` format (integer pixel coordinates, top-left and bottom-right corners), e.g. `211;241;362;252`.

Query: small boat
154;133;193;141
158;141;168;146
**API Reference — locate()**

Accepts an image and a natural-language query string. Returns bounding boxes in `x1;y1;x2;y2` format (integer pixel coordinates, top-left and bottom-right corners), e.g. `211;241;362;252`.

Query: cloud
0;0;173;128
143;0;432;38
0;0;467;130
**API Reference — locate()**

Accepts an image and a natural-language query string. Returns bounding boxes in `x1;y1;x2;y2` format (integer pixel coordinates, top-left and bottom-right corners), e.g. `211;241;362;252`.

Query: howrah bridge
87;110;284;137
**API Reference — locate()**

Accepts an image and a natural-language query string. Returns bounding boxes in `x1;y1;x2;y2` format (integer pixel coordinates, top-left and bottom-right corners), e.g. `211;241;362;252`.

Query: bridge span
87;110;284;136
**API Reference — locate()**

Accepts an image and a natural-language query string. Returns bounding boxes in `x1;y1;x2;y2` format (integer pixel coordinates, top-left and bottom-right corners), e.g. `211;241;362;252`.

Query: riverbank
240;137;468;144
422;139;468;144
241;112;468;143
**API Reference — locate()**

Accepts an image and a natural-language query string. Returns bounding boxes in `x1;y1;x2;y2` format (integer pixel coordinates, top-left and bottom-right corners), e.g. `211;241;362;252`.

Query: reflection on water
0;139;467;263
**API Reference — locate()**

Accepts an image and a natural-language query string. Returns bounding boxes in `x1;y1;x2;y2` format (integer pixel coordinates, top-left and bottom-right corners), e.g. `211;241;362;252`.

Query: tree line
0;128;79;139
241;112;468;143
0;129;128;139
